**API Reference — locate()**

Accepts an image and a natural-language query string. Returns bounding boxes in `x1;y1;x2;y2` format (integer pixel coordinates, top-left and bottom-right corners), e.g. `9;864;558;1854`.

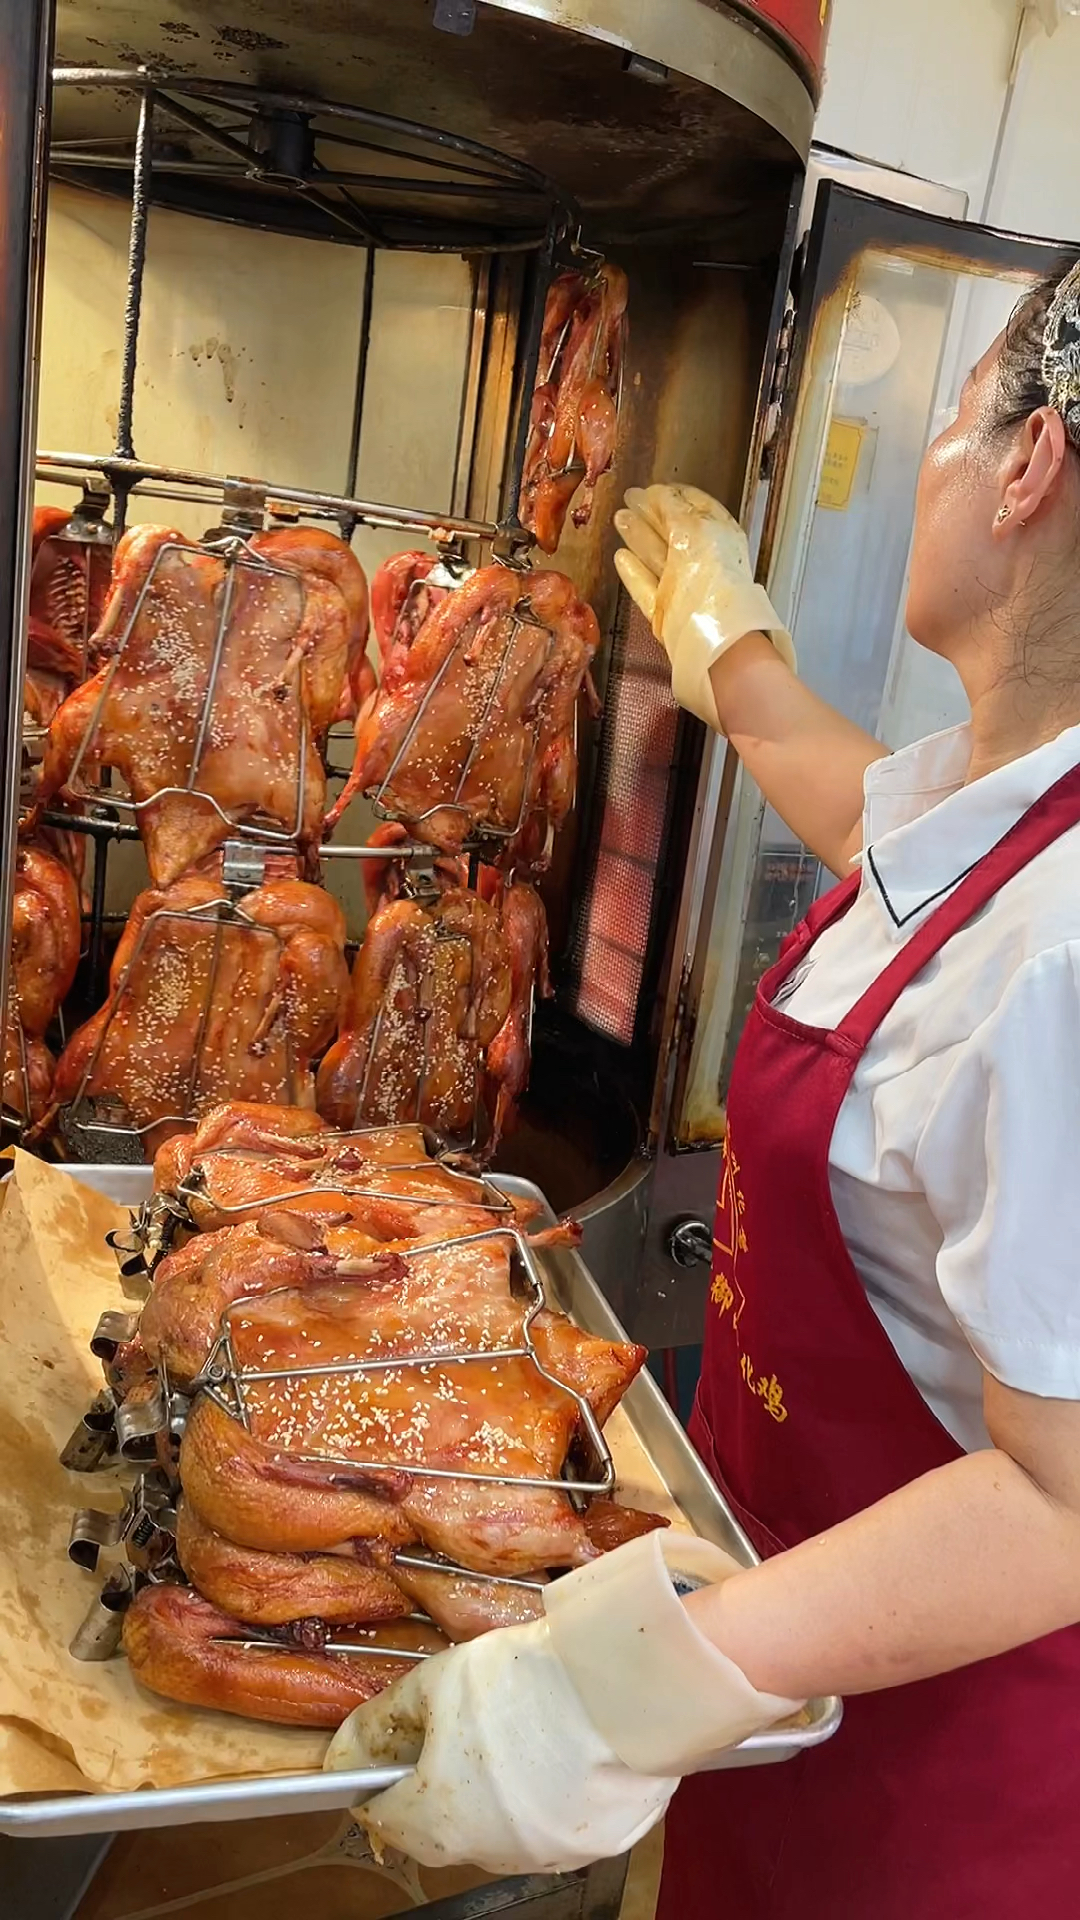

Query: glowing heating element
568;595;680;1045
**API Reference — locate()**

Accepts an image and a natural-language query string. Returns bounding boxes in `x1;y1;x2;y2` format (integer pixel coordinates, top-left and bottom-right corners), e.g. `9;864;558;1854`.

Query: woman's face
905;336;1006;658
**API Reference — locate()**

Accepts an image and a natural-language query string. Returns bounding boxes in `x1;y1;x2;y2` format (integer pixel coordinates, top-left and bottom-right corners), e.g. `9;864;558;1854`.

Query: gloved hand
325;1530;803;1876
614;483;795;730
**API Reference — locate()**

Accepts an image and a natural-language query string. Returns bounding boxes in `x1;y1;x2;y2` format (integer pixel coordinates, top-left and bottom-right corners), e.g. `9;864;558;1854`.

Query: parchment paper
0;1151;688;1804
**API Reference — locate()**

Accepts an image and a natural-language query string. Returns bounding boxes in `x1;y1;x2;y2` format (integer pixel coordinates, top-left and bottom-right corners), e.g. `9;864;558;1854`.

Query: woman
328;260;1080;1916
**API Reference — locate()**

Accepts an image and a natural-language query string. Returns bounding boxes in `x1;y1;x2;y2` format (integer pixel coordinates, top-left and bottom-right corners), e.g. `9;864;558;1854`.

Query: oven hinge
760;294;796;466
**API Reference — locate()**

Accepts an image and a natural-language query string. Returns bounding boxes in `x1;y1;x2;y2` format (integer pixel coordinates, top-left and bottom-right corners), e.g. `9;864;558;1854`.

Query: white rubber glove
325;1530;803;1876
614;483;794;730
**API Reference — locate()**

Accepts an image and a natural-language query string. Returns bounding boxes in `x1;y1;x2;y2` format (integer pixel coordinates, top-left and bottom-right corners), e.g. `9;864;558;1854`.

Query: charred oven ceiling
52;0;804;258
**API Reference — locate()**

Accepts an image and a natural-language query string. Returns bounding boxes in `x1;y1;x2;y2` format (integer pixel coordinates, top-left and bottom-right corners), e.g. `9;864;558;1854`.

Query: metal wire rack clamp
57;533;314;851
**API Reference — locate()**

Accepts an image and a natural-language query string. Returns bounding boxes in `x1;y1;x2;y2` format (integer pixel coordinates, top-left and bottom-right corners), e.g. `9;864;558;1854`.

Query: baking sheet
0;1155;839;1837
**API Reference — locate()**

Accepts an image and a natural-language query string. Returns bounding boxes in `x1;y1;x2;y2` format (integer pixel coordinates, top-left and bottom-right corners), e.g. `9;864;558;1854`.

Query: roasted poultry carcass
171;1234;645;1572
32;505;113;661
104;1176;670;1724
152;1097;527;1239
316;884;512;1140
123;1584;438;1728
3;843;81;1125
485;880;552;1151
46;870;347;1156
331;565;600;853
520;264;628;554
37;524;369;886
248;524;373;726
119;1216;661;1722
24;506;113;726
370;548;454;679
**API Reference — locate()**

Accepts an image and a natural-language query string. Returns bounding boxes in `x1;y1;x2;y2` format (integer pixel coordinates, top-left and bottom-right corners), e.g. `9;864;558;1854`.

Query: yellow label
817;418;864;511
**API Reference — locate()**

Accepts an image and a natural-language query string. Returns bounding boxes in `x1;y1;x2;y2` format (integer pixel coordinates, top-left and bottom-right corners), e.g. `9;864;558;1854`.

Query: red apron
658;764;1080;1920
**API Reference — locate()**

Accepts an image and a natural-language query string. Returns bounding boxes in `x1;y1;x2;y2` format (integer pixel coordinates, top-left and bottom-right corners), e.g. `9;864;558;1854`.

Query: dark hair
990;251;1080;443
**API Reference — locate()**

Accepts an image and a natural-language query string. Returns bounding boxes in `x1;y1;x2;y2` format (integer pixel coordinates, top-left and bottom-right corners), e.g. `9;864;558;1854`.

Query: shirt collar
858;719;1080;937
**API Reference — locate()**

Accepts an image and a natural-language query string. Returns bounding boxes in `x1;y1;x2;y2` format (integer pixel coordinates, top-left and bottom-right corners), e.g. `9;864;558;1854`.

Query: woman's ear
997;407;1069;529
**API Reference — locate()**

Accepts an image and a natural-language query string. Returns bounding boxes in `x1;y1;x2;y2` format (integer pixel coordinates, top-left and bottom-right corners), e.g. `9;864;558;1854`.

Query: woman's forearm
709;634;887;876
686;1443;1080;1702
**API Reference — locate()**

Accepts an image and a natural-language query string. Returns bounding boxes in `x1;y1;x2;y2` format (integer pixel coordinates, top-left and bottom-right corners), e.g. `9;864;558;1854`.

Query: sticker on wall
838;293;900;388
817;418;865;511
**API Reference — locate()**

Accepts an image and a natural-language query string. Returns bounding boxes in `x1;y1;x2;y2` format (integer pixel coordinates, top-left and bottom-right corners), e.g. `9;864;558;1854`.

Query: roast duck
328;562;600;856
43;870;347;1156
316;853;551;1151
519;263;628;554
37;524;372;886
24;505;113;730
105;1100;665;1726
3;843;81;1125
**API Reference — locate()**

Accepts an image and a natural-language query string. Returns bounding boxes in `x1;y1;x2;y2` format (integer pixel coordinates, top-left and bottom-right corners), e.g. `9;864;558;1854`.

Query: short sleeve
915;941;1080;1400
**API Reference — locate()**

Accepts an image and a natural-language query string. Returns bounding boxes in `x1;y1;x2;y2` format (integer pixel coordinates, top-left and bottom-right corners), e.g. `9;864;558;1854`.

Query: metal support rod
340;249;376;538
53;71;554;192
88;831;110;1006
114;84;153;469
35;448;499;542
0;0;54;1051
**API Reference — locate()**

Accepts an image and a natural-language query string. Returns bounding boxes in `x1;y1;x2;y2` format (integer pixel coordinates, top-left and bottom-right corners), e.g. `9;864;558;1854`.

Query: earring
995;505;1011;523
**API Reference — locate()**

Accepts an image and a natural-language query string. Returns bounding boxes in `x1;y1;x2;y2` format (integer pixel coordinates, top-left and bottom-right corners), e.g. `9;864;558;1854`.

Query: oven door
635;176;1070;1347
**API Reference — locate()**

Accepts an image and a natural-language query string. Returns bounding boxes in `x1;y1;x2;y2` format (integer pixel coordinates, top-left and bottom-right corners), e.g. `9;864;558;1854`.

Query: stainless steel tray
0;1165;840;1837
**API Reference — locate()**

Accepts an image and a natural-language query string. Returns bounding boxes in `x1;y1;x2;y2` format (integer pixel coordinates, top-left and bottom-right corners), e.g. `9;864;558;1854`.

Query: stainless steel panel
0;1164;838;1836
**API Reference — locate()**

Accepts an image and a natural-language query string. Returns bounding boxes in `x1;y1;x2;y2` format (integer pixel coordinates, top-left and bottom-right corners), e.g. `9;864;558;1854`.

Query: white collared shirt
777;720;1080;1452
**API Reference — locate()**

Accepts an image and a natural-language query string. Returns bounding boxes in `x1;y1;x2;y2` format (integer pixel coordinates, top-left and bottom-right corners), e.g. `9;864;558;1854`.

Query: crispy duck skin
520;265;628;553
371;549;452;679
330;566;599;851
180;1394;417;1555
153;1122;505;1239
175;1500;666;1646
37;525;368;885
175;1498;411;1629
2;1024;54;1125
3;844;81;1125
9;844;81;1038
46;872;347;1157
31;505;112;666
184;1240;645;1574
485;881;552;1150
582;1498;669;1554
316;886;512;1139
26;505;111;724
123;1584;423;1728
247;525;373;726
385;1554;550;1639
139;1222;376;1387
383;1500;667;1640
153;1100;332;1194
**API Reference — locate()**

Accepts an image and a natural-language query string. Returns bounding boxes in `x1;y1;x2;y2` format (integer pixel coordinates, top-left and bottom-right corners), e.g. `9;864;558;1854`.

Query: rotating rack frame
20;66;590;1157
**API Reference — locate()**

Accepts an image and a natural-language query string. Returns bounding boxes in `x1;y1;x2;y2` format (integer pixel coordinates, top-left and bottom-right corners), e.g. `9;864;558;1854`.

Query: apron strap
838;760;1080;1048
